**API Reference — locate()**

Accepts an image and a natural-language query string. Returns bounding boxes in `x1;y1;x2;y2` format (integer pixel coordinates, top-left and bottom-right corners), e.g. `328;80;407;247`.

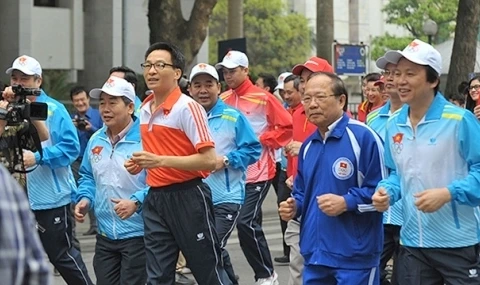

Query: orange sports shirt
139;87;214;187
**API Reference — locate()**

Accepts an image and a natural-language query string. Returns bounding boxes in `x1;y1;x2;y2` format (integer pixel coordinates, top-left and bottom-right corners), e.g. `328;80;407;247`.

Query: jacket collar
99;117;140;142
311;112;349;142
208;98;227;116
233;78;254;96
396;92;446;125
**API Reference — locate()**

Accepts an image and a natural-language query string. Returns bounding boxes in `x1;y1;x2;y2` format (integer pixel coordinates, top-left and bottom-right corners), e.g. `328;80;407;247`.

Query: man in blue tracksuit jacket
279;72;385;285
373;39;480;285
4;55;94;284
75;76;148;285
189;63;262;284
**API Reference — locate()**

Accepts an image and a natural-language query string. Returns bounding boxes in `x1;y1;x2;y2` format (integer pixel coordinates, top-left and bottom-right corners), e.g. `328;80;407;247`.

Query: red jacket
220;79;293;182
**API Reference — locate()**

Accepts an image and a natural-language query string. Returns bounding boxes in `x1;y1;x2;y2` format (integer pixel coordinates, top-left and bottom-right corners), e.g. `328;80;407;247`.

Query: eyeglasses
469;85;480;91
140;62;176;71
382;70;393;77
302;94;337;104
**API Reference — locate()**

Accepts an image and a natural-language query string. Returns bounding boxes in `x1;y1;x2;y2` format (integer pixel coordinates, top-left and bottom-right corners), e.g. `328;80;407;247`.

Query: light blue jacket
204;99;261;205
367;101;403;226
76;118;147;240
27;90;79;210
378;94;480;248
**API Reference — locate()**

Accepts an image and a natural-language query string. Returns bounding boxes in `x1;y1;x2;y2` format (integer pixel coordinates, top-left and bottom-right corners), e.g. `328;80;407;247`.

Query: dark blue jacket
293;113;385;269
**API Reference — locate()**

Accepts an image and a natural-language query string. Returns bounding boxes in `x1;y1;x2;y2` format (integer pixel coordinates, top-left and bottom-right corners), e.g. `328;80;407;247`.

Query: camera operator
4;55;93;284
0;86;49;188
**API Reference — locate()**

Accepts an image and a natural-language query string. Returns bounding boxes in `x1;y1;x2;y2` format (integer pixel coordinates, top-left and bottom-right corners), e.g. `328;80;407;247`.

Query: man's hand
285;141;302;157
414;188;451;213
279;197;297;222
75;199;90;223
124;158;143;175
285;175;294;190
474;105;480;120
131;151;163;169
23;150;36;168
2;86;15;102
372;188;390;212
214;156;225;171
317;194;347;216
111;198;137;220
0;101;9;132
84;119;92;131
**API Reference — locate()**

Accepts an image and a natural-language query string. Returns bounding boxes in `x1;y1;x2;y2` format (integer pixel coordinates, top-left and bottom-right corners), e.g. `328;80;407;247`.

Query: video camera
0;85;48;126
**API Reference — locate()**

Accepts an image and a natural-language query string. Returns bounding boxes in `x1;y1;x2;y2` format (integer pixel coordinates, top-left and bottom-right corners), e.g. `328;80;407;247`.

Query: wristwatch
223;156;230;167
134;200;141;209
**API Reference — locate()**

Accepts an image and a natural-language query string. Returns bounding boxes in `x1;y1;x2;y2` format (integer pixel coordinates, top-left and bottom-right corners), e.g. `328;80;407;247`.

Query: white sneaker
255;271;279;285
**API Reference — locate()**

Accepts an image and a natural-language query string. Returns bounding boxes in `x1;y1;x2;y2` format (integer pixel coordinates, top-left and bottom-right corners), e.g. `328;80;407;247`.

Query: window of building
34;0;58;7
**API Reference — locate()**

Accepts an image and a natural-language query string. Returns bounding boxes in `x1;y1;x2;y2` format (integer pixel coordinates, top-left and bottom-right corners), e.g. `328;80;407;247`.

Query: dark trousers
380;224;400;285
214;203;242;285
143;179;231;285
237;180;274;280
72;159;97;230
272;166;290;257
93;235;147;285
303;264;379;285
397;245;480;285
34;204;93;285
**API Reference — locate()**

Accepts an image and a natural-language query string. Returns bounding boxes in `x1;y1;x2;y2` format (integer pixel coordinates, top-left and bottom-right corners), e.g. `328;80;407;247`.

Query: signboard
333;44;368;76
218;38;247;62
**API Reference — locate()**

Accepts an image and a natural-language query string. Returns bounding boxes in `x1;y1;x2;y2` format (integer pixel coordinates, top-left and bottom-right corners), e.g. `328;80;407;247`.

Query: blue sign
333;44;368;75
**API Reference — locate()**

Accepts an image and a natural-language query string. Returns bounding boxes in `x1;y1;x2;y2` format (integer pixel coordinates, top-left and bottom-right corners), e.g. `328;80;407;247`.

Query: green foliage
41;70;75;102
371;34;414;60
372;0;458;59
208;0;312;76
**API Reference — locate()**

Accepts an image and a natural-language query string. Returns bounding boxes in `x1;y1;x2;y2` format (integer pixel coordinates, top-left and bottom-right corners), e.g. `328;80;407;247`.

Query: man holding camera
0;89;49;188
4;55;93;285
70;85;102;235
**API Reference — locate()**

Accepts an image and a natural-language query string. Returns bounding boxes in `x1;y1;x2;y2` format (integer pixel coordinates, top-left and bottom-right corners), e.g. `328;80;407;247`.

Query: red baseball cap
374;75;385;86
292;57;334;75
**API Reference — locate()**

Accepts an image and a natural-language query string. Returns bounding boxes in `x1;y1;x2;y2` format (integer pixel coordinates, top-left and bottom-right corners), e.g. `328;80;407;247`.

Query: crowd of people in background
1;37;480;285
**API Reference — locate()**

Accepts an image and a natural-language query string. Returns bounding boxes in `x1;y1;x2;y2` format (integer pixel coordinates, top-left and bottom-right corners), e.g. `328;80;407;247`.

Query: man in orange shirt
126;42;231;285
216;50;292;285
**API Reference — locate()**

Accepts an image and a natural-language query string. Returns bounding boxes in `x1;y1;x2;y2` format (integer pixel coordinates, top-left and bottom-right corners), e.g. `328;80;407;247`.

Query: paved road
53;187;291;284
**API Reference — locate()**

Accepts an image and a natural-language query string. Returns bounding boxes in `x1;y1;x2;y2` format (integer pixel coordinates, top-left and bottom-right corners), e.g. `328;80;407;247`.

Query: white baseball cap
275;72;293;90
189;63;219;82
89;76;136;103
384;39;442;75
215;50;249;69
5;55;42;76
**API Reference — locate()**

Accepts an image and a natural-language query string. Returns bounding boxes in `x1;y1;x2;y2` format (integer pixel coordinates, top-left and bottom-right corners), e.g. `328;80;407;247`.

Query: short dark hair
424;66;440;95
283;74;300;91
364;73;381;83
465;75;480;112
109;66;138;86
257;73;277;93
70;86;88;100
307;72;349;112
144;42;185;77
450;92;466;106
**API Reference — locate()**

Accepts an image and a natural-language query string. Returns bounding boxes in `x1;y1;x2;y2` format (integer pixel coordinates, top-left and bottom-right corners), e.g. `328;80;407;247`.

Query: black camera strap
15;121;43;174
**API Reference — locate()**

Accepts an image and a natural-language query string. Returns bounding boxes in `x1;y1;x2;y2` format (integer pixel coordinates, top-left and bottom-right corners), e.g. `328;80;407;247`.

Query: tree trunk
228;0;243;39
148;0;218;67
316;0;334;63
444;0;480;98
